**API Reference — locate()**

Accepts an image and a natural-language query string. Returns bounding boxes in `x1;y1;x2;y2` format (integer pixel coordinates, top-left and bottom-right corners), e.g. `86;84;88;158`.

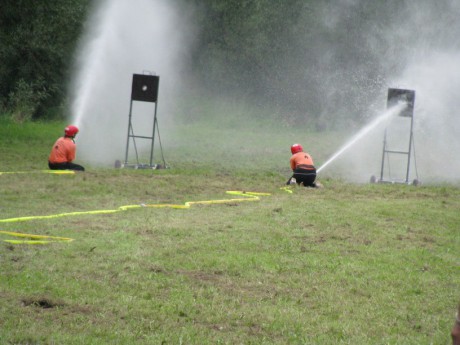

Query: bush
8;79;49;123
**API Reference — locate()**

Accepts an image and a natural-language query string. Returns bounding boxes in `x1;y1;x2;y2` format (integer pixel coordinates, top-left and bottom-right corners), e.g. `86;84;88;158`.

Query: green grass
0;116;459;344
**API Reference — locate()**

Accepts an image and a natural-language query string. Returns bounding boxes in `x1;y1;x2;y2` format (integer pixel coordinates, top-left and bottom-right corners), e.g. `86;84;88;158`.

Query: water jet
317;88;418;185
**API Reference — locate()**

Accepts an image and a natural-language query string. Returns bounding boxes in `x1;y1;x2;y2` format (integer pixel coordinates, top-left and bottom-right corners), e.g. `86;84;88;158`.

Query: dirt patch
22;297;65;309
178;269;224;283
149;265;167;273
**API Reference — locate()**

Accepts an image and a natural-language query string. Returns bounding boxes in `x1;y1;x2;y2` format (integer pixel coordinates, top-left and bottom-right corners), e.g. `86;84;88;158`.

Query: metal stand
122;73;167;169
371;88;419;185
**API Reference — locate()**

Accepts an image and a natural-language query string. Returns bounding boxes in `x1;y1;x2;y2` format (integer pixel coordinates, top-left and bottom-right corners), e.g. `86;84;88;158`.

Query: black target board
387;88;415;117
131;74;159;103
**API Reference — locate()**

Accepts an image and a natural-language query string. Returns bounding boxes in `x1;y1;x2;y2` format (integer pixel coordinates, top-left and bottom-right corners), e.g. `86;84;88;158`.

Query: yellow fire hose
0;170;77;243
0;190;282;244
0;231;74;244
0;170;294;244
0;170;76;176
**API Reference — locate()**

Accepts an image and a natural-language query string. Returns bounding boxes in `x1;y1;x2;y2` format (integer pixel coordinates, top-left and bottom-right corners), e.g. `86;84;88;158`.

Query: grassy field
0;117;459;344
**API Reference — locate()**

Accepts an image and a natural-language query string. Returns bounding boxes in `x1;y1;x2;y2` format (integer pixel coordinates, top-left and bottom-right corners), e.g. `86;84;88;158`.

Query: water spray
316;101;407;174
68;0;186;167
71;1;119;128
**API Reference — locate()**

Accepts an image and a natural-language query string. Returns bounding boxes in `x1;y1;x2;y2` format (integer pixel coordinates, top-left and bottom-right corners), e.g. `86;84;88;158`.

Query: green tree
0;0;89;120
189;0;307;97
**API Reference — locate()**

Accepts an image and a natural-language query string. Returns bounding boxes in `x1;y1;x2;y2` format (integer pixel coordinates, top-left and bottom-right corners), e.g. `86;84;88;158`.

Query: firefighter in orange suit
48;125;85;171
287;143;317;187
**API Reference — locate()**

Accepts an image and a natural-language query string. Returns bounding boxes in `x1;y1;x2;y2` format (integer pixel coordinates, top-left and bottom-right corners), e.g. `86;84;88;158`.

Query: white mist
317;1;460;184
317;102;406;174
68;0;190;167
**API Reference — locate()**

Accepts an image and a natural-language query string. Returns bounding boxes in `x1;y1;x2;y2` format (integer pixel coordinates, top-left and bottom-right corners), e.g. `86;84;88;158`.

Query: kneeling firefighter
48;125;85;171
287;143;317;187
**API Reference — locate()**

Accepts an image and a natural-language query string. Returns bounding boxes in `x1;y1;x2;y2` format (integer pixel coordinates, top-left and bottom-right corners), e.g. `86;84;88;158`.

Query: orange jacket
290;151;315;170
49;137;76;163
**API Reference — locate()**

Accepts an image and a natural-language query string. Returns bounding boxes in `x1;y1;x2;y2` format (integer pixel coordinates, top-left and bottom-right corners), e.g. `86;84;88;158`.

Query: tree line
1;1;455;127
0;0;90;121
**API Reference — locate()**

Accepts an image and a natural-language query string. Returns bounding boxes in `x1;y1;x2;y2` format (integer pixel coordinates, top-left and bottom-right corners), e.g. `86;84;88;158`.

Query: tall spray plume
69;0;191;166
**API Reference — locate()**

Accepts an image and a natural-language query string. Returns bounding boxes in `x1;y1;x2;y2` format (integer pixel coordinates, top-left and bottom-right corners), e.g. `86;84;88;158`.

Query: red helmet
64;125;79;137
291;143;303;154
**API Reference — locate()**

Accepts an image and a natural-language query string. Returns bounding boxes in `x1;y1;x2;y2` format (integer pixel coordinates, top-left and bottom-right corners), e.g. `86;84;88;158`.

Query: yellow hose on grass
0;191;272;244
0;230;74;244
0;170;75;175
1;169;293;244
